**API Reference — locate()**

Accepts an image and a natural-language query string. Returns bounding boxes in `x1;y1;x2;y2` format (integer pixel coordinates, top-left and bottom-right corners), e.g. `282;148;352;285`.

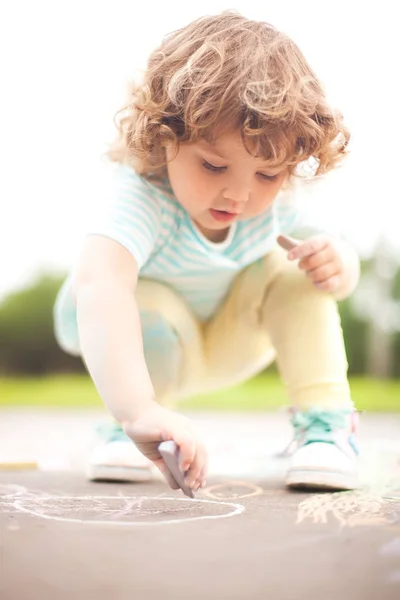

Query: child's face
166;130;288;242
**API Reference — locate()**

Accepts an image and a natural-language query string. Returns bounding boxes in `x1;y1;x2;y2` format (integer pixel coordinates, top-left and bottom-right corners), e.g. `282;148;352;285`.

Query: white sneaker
285;408;359;491
86;421;153;483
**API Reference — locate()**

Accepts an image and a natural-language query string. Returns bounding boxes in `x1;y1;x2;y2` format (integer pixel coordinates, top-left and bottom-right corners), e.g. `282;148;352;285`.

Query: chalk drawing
13;495;245;527
0;484;28;514
203;480;264;500
0;485;245;527
0;484;27;499
297;490;400;528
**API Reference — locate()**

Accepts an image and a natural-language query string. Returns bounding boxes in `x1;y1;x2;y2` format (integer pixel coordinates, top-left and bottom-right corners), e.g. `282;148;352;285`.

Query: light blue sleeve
54;164;166;355
88;163;163;269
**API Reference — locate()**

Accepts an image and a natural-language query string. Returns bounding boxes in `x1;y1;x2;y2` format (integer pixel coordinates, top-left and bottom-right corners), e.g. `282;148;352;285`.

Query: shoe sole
286;468;358;491
87;464;153;483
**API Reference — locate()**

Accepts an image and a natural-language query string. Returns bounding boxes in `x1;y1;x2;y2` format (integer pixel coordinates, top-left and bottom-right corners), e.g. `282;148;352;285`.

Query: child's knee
261;248;329;302
276;260;319;297
261;257;342;337
140;311;183;398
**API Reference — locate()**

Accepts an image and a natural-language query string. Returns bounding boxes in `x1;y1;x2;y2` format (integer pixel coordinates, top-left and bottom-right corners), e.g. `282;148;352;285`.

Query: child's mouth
209;208;237;223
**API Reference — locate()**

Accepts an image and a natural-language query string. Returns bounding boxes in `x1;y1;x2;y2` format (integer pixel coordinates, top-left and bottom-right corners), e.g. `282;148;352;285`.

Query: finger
184;443;208;488
298;247;336;271
288;236;329;261
153;457;180;490
313;275;341;292
305;261;340;284
190;465;208;491
197;465;208;489
173;431;196;472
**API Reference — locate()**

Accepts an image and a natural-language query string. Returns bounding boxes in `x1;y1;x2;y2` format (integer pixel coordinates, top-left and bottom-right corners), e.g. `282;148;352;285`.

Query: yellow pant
136;246;352;410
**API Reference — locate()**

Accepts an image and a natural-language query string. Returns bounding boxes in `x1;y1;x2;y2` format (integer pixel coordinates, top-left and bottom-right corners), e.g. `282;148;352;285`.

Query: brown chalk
277;235;300;251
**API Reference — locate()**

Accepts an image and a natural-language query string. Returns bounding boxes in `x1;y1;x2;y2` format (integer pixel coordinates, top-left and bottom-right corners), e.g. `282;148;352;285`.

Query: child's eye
258;172;279;181
202;161;227;173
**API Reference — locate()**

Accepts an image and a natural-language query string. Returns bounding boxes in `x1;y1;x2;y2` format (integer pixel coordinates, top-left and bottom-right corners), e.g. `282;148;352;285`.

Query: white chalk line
12;495;245;527
1;483;245;526
0;484;27;498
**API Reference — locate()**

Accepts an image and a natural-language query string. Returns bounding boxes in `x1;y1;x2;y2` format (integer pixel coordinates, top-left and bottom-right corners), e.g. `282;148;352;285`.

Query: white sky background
0;0;399;300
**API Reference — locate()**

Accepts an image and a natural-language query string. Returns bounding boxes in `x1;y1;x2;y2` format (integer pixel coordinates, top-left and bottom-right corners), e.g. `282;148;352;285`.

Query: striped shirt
55;161;315;354
87;163;307;320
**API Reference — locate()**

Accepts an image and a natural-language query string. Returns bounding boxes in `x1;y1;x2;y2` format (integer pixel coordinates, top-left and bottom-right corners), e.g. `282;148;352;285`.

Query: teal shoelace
96;421;130;443
291;408;359;454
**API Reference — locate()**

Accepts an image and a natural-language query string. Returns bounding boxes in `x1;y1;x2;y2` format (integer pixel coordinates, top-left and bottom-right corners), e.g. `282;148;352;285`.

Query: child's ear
163;141;179;162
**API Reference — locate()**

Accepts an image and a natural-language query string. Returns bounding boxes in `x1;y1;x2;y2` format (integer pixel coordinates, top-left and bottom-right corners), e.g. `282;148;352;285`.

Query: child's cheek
195;177;219;204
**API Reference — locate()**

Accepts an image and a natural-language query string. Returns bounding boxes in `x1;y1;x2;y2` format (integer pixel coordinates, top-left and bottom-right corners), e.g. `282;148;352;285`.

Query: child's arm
72;235;207;491
73;235;154;423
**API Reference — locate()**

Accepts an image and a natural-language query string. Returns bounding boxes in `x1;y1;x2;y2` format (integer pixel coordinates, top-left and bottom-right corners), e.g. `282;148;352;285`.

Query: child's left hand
284;234;348;293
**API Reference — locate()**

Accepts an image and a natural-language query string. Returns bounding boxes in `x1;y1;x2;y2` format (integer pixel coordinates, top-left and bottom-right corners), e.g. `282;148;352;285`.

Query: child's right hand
122;402;208;491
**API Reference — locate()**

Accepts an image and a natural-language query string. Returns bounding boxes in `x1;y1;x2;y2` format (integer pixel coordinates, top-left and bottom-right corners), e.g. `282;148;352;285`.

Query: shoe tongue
292;409;351;445
96;422;127;443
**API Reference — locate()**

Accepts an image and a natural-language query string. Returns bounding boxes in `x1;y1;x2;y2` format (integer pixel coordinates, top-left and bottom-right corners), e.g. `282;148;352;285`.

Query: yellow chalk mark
0;462;38;471
297;490;399;528
203;480;264;500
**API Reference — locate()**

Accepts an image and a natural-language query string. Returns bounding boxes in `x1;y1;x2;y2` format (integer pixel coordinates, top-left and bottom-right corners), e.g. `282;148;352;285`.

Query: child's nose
229;199;246;213
223;183;251;207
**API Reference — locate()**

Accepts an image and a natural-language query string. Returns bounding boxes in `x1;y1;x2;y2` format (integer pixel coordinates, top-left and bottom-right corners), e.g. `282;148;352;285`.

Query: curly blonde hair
107;12;350;179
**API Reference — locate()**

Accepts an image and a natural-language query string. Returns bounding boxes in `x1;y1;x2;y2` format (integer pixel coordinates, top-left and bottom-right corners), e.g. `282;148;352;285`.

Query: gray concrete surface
1;410;400;599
